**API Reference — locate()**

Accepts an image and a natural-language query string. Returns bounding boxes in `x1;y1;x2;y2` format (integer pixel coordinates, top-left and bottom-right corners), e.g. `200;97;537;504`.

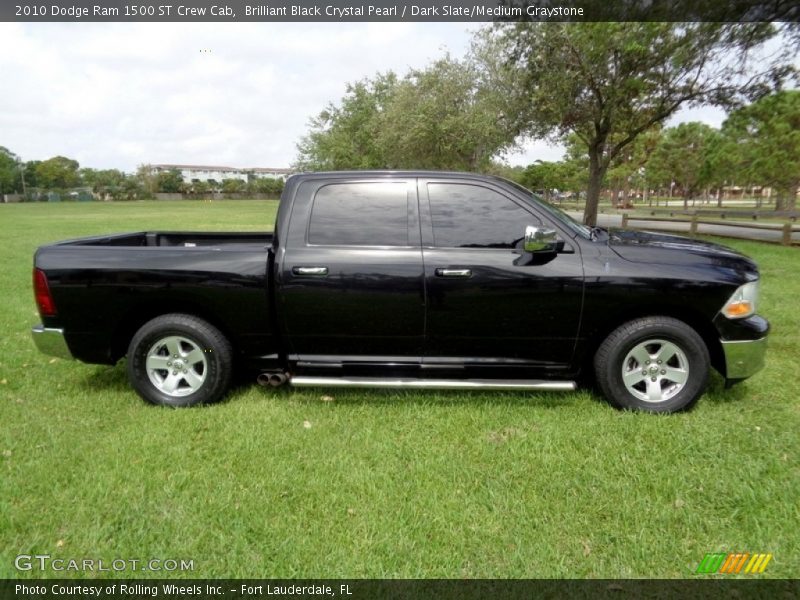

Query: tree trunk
787;185;798;211
583;152;604;226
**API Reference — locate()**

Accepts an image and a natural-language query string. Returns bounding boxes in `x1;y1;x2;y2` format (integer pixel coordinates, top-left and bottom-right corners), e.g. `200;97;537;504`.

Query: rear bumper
31;325;74;360
721;337;767;380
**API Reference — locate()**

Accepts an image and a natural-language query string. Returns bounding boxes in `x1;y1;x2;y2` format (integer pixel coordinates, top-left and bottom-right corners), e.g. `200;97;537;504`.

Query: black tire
126;314;233;407
593;316;710;413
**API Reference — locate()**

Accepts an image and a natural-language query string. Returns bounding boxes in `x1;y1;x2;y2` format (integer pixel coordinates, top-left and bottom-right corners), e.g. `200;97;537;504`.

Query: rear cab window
308;182;411;246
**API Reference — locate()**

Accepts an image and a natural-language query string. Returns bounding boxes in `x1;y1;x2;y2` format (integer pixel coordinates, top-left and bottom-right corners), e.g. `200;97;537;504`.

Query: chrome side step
290;376;575;391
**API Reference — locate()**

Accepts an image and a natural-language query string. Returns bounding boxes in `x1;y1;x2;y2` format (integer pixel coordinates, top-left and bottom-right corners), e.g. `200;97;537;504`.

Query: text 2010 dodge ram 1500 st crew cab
31;171;768;413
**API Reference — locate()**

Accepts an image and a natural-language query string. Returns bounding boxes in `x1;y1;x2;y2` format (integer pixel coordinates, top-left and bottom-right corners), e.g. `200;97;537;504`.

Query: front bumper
721;337;767;380
31;325;74;360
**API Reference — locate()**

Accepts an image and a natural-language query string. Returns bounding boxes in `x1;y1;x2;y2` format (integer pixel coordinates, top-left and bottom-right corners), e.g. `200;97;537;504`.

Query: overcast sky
1;22;728;172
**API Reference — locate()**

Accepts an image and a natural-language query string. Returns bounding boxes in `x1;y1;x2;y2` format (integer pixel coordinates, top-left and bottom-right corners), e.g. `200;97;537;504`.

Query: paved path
566;212;800;245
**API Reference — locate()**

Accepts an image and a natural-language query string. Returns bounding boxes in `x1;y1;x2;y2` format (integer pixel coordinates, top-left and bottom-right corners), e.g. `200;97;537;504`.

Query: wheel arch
109;301;237;363
578;305;724;379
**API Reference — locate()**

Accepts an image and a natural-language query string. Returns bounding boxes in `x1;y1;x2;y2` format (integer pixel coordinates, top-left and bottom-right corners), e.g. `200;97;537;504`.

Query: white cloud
4;23;788;173
0;22;479;171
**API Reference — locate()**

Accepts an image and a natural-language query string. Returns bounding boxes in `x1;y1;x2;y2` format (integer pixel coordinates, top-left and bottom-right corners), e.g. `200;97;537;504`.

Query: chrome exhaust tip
257;372;289;387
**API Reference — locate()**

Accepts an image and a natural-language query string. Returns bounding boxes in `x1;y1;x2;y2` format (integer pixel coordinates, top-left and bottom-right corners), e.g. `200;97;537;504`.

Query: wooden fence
620;213;799;246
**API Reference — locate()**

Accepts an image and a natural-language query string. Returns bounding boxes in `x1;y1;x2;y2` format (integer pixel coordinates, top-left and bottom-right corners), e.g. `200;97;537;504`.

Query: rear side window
428;183;539;249
309;182;409;246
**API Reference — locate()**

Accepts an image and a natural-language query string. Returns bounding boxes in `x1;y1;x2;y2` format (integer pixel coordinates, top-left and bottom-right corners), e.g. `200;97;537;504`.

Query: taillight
33;268;57;317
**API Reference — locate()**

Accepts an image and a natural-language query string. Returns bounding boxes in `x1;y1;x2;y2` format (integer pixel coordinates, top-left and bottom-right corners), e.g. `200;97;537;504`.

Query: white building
248;167;295;181
150;164;293;184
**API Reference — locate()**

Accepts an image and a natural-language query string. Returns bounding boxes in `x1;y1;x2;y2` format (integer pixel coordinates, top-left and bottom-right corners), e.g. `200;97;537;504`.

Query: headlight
721;281;759;319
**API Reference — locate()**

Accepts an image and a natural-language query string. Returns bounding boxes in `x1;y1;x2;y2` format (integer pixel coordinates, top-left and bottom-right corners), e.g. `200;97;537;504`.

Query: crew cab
31;171;768;412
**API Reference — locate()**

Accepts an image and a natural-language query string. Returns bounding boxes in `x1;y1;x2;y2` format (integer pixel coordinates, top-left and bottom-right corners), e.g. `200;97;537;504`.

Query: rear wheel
594;317;709;413
127;314;233;407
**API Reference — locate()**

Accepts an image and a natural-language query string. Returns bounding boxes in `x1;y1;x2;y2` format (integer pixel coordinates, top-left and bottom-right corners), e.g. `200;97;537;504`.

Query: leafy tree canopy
296;56;519;172
721;90;800;209
484;22;795;224
79;168;128;193
155;169;183;193
646;122;722;203
0;146;22;194
34;156;81;190
296;72;398;170
221;178;246;193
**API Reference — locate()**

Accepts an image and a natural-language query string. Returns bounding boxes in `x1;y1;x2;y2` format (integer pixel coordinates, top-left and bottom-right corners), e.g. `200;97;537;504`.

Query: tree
80;168;127;197
23;160;41;190
0;147;22;194
379;56;516;170
136;164;158;195
155;169;183;193
519;160;580;201
296;56;518;171
34;156;81;190
604;126;662;205
190;180;211;195
483;162;525;184
704;134;742;207
221;178;246;194
646;123;721;208
485;22;794;225
721;90;800;210
250;177;284;196
296;72;398;170
120;175;146;200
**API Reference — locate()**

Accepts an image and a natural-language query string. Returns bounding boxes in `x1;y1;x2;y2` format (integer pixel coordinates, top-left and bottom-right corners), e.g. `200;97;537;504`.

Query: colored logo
696;552;772;574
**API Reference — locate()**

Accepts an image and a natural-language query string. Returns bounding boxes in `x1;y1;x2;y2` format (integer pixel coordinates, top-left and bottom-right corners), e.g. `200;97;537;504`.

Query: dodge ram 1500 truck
31;171;768;412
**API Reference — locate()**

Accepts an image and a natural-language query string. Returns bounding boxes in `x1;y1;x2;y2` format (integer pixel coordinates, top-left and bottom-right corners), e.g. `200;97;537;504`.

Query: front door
419;178;584;375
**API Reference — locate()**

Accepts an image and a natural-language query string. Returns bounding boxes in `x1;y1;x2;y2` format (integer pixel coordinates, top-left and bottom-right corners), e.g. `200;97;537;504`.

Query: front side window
428;183;539;249
309;182;409;246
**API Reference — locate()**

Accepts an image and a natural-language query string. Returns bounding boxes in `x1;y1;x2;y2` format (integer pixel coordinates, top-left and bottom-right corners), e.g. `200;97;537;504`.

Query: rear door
419;177;584;374
277;177;424;371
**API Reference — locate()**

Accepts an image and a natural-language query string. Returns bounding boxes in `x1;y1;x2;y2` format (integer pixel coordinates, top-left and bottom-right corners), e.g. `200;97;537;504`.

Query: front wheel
593;317;710;413
127;314;233;407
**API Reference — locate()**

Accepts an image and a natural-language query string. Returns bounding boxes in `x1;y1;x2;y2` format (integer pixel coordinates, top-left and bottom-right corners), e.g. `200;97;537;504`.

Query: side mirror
524;225;558;253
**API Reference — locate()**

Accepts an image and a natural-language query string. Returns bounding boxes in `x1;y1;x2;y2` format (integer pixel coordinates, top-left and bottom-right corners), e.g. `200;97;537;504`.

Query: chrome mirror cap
524;225;558;253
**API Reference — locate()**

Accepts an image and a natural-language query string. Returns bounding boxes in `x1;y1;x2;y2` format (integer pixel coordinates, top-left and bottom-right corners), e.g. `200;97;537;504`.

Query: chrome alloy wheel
621;339;689;403
145;336;208;397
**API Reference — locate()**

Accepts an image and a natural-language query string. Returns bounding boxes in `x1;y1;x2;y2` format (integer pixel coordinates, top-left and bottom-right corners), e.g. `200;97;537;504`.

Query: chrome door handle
435;268;472;278
292;266;328;276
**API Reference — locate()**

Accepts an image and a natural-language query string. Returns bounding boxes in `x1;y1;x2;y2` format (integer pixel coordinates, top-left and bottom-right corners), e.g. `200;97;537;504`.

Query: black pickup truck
31;171;768;413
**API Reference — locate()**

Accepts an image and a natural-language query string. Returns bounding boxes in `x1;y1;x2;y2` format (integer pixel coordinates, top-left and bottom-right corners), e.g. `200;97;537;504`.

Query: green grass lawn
1;200;798;579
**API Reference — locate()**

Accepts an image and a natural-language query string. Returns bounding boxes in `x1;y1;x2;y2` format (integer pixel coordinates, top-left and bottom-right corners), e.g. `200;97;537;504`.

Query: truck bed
52;231;274;248
34;231;277;368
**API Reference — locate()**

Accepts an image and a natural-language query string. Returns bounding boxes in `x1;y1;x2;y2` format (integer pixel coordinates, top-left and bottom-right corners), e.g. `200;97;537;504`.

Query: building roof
248;167;294;174
151;164;293;173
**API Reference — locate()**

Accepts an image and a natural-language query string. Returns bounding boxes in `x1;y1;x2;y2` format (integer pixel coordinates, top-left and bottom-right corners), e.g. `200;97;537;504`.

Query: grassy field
1;200;798;579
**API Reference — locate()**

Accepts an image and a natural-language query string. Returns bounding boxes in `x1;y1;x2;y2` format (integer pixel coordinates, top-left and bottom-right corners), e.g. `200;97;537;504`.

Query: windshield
502;179;593;239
